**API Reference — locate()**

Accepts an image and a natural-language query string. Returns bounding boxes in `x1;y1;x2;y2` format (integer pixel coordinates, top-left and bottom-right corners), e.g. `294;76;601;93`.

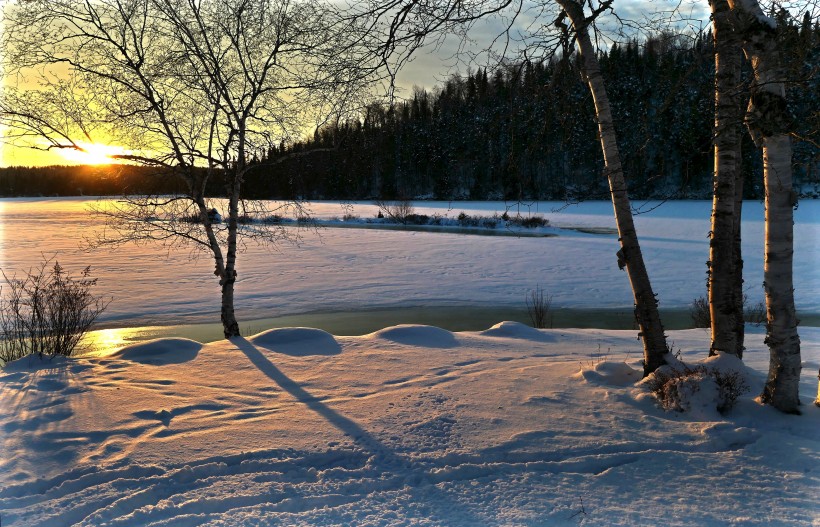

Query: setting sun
59;142;129;165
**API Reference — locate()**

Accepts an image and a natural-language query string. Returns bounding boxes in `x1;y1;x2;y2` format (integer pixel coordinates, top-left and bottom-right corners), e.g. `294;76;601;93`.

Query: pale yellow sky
1;0;710;168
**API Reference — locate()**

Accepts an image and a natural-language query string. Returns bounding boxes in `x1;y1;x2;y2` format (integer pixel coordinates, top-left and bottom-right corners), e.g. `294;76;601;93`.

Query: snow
1;325;818;525
2;197;819;525
1;198;818;328
109;338;202;364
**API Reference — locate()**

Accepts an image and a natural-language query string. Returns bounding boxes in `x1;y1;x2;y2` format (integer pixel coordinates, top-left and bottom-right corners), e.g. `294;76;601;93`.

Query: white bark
708;0;744;357
728;0;801;413
555;0;669;375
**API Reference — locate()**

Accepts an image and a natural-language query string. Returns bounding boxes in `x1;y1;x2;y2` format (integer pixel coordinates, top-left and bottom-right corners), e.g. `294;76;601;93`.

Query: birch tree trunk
728;0;801;413
708;0;745;357
732;146;745;357
555;0;669;376
221;173;241;338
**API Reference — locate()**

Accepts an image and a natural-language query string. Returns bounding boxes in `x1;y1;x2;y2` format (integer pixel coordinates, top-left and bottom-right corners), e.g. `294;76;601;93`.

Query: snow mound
249;327;341;356
369;324;458;348
576;361;641;386
701;350;757;386
109;338;201;365
1;354;75;373
480;321;554;342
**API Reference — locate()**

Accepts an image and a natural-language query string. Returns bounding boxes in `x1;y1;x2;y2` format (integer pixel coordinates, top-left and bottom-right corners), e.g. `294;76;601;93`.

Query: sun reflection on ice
79;326;169;358
79;328;135;357
77;323;217;358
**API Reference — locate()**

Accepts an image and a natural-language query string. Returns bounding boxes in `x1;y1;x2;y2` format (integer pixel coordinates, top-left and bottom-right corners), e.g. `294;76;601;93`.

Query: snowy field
1;198;819;526
1;198;818;329
1;324;818;526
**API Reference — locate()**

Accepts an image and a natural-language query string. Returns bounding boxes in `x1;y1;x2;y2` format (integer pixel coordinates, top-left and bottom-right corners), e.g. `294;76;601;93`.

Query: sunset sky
0;0;710;168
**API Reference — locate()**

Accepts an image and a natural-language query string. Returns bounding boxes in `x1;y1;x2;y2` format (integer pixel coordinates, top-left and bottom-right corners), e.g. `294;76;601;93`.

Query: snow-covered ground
1;198;818;328
2;198;819;525
1;324;818;526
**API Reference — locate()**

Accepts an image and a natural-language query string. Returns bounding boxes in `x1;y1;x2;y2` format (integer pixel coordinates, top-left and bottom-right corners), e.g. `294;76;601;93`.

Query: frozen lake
1;198;818;340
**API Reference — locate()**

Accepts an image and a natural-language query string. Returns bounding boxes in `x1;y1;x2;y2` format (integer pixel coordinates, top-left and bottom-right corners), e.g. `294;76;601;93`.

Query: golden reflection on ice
77;324;214;358
79;327;160;358
78;328;134;358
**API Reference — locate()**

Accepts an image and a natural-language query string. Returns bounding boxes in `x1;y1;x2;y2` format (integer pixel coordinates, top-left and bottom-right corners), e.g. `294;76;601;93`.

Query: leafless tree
708;0;746;359
548;0;671;376
727;0;803;413
360;0;674;375
350;0;522;92
1;0;383;338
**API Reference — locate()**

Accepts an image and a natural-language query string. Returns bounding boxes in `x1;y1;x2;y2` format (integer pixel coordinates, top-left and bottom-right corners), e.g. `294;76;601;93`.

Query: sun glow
59;142;129;165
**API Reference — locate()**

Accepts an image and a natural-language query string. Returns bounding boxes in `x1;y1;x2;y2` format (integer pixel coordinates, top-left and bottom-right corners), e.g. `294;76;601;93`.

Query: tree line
2;12;817;202
249;13;818;201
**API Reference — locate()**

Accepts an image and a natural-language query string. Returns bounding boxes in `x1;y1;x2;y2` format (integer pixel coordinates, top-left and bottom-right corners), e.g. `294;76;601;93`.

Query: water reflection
79;327;151;358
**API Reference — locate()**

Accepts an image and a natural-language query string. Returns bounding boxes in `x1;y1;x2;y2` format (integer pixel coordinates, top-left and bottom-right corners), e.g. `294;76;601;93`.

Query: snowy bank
1;325;818;526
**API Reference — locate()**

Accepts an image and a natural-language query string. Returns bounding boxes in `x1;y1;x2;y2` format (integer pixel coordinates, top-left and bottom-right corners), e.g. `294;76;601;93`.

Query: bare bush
0;260;108;364
509;215;549;228
526;285;553;329
691;294;767;328
375;200;415;225
645;364;749;414
744;298;766;326
690;296;710;328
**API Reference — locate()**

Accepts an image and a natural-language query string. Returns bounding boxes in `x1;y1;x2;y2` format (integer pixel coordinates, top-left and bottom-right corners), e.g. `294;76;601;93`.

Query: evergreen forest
2;14;818;201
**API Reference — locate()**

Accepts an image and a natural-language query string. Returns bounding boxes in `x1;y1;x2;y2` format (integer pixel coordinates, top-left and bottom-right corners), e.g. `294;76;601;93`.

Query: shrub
404;213;430;225
375;200;415;224
179;208;222;224
690;296;710;328
480;217;499;229
0;260;108;364
507;215;549;228
519;216;548;228
744;298;766;326
456;212;480;227
526;285;553;329
645;364;749;414
691;294;768;328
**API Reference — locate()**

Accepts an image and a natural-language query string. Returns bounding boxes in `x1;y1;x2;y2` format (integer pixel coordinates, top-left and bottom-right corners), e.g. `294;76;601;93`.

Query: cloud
393;0;711;92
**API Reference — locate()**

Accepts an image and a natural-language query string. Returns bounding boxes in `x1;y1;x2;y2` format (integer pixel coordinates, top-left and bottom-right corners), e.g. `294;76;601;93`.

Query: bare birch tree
727;0;802;413
368;0;672;375
1;0;380;337
552;0;670;376
708;0;746;358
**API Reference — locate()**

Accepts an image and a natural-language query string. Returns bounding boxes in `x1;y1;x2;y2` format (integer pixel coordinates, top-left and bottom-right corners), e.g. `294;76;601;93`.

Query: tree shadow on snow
232;337;486;524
